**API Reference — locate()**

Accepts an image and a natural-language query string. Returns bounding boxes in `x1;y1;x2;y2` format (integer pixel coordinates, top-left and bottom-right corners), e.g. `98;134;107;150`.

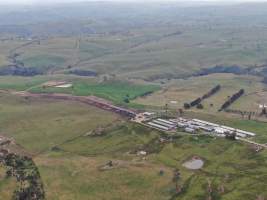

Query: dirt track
13;91;137;118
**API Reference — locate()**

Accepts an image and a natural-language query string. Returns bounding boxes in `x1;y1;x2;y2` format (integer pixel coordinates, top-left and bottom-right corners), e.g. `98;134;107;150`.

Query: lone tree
124;98;130;103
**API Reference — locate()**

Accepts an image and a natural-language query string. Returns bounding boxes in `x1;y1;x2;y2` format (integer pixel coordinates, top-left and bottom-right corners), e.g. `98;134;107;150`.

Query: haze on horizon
1;0;267;5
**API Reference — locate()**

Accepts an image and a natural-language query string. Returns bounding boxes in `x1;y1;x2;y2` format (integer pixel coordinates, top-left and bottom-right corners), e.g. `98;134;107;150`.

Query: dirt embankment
13;91;137;118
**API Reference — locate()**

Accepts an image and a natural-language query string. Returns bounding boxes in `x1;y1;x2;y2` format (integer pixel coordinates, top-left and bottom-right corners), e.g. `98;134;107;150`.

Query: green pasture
30;80;160;104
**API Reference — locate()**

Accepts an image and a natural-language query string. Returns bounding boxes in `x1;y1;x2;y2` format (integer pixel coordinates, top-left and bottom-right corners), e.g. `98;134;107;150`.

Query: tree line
218;89;245;112
184;85;221;109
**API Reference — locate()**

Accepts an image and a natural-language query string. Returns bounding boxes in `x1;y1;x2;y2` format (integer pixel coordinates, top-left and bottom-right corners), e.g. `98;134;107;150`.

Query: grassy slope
22;54;66;69
156;135;267;200
3;23;267;80
0;93;119;153
38;123;267;200
0;94;267;199
0;76;51;90
35;152;173;200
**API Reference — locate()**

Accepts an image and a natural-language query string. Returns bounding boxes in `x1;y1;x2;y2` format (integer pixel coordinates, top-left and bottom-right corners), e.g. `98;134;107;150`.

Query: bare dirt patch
183;156;204;170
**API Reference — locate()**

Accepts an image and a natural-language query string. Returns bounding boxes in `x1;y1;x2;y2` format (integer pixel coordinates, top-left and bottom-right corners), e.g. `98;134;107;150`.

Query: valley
0;1;267;200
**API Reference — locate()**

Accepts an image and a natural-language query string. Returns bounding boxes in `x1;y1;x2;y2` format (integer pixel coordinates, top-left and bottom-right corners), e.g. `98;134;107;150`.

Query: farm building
185;127;196;134
147;122;170;131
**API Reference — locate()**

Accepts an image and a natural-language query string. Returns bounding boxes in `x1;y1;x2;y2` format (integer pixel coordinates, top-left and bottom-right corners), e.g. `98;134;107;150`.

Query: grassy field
156;135;267;200
0;76;51;91
0;93;120;153
0;94;267;199
29;80;160;104
35;152;173;200
36;123;267;200
0;75;160;105
21;54;66;69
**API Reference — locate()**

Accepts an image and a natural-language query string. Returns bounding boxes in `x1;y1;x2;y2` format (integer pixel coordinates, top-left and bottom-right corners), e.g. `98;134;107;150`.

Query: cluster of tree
1;153;45;200
195;65;248;77
184;85;221;110
184;101;204;110
219;89;245;111
69;69;97;77
0;65;43;76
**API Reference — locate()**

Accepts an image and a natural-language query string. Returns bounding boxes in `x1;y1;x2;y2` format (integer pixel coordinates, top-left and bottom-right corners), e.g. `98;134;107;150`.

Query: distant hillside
1;2;267;36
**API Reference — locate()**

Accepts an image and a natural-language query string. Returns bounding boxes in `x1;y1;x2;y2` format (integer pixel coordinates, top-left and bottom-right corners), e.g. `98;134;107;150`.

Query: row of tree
202;85;221;100
184;85;221;109
219;89;245;111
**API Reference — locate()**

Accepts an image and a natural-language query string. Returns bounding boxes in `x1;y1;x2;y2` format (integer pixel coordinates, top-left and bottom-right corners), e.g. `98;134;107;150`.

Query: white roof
221;126;255;136
185;127;195;132
143;112;155;115
157;118;176;126
236;129;255;137
147;122;170;131
192;119;219;127
214;127;226;134
153;120;175;128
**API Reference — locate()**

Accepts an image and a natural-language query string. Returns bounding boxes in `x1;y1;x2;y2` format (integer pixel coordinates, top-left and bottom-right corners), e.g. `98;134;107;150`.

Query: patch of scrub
183;156;204;170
